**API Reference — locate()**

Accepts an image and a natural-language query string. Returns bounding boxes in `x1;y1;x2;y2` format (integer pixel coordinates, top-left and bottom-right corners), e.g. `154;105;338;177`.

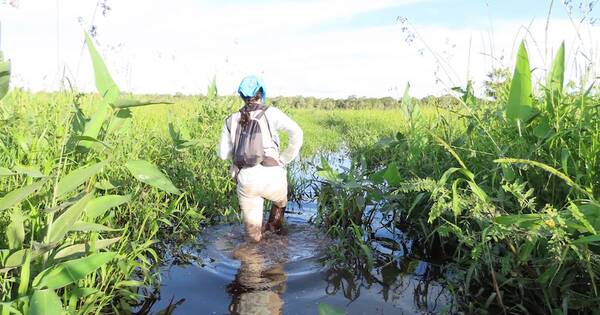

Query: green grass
314;41;600;314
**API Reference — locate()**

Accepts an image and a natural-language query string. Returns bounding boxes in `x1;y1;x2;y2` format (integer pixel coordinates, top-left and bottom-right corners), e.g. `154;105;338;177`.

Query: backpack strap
260;108;278;148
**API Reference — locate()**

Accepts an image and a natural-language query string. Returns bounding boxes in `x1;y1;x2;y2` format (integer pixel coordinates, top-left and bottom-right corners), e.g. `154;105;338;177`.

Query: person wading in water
217;75;303;242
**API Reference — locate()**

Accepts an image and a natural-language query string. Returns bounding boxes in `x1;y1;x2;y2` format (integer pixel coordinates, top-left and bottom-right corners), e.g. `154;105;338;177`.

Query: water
141;151;450;314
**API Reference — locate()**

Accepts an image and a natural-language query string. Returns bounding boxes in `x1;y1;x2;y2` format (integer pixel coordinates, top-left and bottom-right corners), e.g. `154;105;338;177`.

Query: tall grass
314;40;600;314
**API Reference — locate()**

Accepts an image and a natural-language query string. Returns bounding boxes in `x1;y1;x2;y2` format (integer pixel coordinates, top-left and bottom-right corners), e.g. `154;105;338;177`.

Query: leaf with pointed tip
545;41;565;113
49;193;94;243
85;194;131;220
33;252;116;290
126;160;180;194
0;178;49;211
29;289;63;315
56;161;107;198
507;41;534;123
84;33;119;104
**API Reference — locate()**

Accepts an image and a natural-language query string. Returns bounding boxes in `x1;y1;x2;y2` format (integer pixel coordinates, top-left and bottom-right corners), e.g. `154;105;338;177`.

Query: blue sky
0;0;597;97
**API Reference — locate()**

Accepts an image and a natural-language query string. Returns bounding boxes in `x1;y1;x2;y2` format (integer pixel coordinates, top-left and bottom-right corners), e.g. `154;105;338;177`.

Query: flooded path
143;152;450;314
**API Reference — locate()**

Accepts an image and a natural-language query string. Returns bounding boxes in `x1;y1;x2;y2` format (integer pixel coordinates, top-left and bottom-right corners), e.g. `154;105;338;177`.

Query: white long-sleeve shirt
217;106;303;165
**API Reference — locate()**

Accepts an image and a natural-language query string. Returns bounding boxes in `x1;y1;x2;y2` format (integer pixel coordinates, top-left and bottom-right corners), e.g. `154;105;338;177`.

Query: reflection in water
139;216;451;314
227;233;289;315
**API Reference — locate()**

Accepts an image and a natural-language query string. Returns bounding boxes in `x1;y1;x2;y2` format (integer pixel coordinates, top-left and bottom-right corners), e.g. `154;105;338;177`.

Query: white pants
236;165;288;241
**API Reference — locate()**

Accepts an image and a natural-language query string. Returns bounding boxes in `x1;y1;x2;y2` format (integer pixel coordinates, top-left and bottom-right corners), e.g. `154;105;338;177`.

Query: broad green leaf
548;42;565;90
494;158;589;197
73;135;111;149
85;33;119;104
81;33;120;148
518;239;536;263
94;179;118;191
316;156;341;183
533;115;552;138
112;99;172;109
545;42;565;113
85;194;131;219
506;41;534;123
17;250;31;298
49;193;94;243
29;289;62;315
573;234;600;245
33;252;116;290
463;80;477;107
70;102;87;135
568;203;596;235
0;54;10;101
316;168;341;183
0;178;48;211
452;179;462;217
126;160;180;194
13;165;44;178
383;162;402;186
0;167;14;176
495;214;543;228
106;108;132;135
71;287;99;299
2;243;58;270
53;237;120;260
6;209;25;249
318;303;345;315
43;192;86;214
80;101;110;149
467;181;489;202
56;161;107;197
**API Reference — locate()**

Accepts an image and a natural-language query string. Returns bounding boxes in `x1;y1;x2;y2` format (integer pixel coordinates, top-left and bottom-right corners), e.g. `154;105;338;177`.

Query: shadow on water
136;150;451;314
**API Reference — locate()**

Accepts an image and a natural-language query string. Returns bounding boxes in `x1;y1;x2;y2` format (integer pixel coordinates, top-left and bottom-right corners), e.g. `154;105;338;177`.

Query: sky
0;0;598;98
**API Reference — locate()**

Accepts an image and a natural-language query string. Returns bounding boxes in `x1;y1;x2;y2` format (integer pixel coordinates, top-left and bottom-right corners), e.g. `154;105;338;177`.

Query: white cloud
0;0;597;98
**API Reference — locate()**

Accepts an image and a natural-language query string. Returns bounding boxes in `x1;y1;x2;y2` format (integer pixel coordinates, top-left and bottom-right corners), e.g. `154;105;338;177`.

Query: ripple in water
198;217;333;281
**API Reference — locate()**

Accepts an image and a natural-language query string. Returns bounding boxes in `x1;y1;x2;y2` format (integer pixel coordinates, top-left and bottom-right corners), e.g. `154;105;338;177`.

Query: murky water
142;152;450;314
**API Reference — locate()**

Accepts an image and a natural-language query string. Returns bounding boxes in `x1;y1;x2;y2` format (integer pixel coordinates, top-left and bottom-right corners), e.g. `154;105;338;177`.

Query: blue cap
238;75;266;103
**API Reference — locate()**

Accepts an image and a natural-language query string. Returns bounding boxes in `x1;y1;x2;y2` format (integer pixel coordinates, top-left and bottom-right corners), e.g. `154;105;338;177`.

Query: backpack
232;106;276;169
